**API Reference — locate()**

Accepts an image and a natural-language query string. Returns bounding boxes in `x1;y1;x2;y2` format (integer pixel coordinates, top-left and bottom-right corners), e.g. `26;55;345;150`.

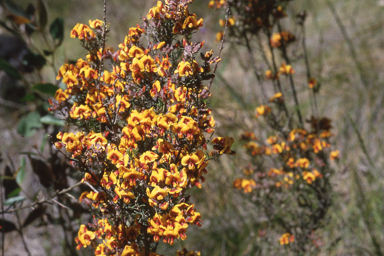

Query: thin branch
276;21;303;126
1;176;5;256
97;0;108;90
15;210;31;256
0;181;82;214
209;5;230;90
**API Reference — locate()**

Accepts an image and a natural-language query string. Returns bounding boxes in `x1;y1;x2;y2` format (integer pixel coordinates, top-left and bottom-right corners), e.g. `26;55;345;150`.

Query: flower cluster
234;118;338;192
211;0;338;254
50;1;233;255
209;0;292;40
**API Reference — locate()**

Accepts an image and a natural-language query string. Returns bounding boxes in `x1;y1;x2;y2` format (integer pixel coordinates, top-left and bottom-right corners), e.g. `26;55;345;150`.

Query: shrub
49;0;234;255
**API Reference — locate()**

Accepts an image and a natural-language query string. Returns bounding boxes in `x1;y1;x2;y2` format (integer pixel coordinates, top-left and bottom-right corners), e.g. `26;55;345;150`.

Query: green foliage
50;18;64;46
17;111;43;137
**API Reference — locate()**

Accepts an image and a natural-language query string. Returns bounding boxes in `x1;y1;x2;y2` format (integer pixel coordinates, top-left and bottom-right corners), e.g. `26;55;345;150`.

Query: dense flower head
50;0;234;255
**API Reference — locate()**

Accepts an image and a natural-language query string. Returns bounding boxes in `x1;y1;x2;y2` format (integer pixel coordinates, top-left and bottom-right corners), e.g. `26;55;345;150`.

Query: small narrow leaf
4;195;25;205
32;83;59;96
3;165;19;199
16;157;26;186
37;0;47;30
7;187;21;198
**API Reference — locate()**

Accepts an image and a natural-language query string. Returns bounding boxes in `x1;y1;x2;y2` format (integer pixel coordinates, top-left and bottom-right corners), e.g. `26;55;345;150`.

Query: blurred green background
1;0;384;255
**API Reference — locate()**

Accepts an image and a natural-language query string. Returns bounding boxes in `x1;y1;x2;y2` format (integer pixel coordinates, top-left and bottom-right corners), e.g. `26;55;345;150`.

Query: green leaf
17;111;43;137
3;0;28;19
50;18;64;46
40;115;65;126
19;152;38;156
4;195;25;205
25;4;35;20
40;134;48;152
37;0;47;30
7;187;21;198
32;83;59;97
21;94;36;102
0;57;22;80
16;157;26;186
23;52;46;70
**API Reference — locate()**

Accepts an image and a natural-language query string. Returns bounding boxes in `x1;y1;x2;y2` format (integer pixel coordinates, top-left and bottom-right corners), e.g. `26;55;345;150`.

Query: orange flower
139;151;158;164
330;150;340;160
89;19;104;29
295;158;310;169
212;137;235;155
107;150;123;165
256;105;271;117
279;233;294;245
308;78;318;89
279;63;294;75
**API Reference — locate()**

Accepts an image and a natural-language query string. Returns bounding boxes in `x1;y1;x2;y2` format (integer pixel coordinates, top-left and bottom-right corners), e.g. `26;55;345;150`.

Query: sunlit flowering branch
49;0;234;255
210;0;339;254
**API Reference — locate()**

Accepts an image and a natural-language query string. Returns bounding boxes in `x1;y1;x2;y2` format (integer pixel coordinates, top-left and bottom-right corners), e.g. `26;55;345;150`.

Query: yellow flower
89;19;104;29
279;233;294;245
295;158;310;169
330;150;340;160
256;105;271;117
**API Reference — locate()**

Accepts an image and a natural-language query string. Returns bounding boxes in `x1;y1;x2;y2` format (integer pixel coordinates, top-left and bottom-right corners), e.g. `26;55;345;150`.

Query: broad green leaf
7;187;21;198
32;83;59;97
17;111;43;137
4;195;25;205
40;115;65;126
16;157;26;185
0;57;22;80
37;0;47;30
50;18;64;46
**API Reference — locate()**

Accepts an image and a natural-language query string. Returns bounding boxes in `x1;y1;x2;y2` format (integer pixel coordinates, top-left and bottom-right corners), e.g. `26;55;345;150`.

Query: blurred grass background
1;0;384;255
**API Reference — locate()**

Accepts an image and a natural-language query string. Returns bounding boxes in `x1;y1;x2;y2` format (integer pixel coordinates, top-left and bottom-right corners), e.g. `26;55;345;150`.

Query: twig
15;210;31;256
0;181;82;214
209;5;230;90
1;176;5;256
97;0;108;90
276;21;303;126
